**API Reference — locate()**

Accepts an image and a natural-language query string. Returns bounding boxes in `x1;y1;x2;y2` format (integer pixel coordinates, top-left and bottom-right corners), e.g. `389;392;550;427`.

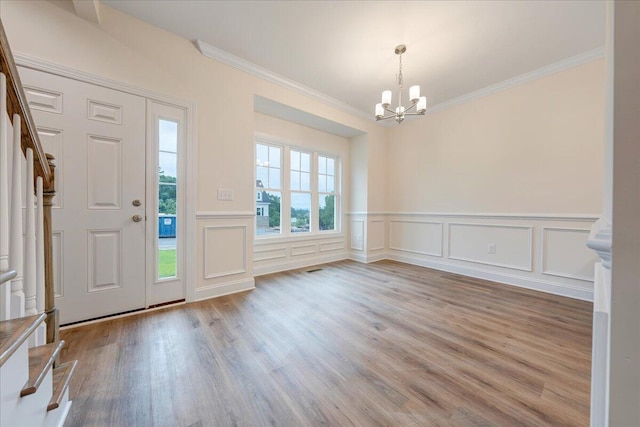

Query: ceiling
101;1;606;119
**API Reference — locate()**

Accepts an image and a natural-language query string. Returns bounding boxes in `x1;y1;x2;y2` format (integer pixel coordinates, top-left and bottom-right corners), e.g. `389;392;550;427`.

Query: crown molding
195;40;372;123
197;40;604;127
424;46;605;117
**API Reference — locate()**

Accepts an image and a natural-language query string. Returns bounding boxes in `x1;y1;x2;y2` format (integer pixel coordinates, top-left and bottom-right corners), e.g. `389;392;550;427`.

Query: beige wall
0;0;383;213
387;59;605;214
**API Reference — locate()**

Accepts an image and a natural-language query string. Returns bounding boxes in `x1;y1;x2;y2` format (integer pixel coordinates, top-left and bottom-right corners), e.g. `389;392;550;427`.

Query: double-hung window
255;143;282;235
290;149;312;233
255;139;339;237
318;155;336;231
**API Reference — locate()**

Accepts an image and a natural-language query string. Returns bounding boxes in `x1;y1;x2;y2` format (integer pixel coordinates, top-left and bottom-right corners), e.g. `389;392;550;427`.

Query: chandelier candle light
375;45;427;124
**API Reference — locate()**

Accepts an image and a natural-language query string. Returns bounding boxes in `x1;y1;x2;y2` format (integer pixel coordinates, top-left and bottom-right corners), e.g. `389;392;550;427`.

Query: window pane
159;150;177;217
256;144;268;166
319;194;335;231
318;175;326;193
318;156;326;174
291;192;311;233
269;168;281;189
290;170;300;191
269;146;281;168
159;122;178;280
159;119;178;152
290;150;300;170
327;176;335;193
256;166;268;186
301;172;310;191
159;152;177;179
301;152;311;172
327;157;335;176
256;191;281;235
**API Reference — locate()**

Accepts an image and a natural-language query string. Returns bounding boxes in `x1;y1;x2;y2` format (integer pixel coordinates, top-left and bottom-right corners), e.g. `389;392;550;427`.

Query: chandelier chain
398;54;403;88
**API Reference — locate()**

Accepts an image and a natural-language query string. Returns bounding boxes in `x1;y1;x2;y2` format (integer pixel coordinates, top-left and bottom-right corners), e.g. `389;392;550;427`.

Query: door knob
132;199;142;207
132;215;143;223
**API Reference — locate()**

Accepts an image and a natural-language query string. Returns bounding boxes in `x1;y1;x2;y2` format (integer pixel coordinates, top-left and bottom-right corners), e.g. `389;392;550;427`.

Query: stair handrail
0;21;51;184
0;18;58;344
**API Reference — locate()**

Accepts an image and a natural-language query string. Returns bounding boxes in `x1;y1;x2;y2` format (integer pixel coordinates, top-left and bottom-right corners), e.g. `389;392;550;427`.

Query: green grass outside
158;249;177;278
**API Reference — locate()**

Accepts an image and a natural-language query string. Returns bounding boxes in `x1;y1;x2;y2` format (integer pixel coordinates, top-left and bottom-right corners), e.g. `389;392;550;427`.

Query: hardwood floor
60;260;592;427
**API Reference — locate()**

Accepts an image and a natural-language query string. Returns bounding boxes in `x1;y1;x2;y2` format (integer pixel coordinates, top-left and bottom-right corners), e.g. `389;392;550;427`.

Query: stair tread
21;340;65;397
0;313;46;368
0;269;16;285
48;360;77;411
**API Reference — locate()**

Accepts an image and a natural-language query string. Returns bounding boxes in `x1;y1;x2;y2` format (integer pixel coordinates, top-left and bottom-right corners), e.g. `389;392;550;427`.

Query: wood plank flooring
60;260;592;427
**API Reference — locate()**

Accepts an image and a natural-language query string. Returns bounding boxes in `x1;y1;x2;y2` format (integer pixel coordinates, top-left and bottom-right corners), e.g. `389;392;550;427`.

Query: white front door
19;67;147;325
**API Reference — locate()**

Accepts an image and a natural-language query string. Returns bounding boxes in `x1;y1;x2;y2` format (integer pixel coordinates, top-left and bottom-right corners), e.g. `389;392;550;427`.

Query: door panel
19;67;147;324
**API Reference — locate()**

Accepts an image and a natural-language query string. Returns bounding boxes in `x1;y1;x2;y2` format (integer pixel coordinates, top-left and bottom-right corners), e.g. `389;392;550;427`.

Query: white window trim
255;135;341;240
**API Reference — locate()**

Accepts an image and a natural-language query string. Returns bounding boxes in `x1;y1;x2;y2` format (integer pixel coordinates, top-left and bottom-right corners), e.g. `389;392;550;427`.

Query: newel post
43;153;58;344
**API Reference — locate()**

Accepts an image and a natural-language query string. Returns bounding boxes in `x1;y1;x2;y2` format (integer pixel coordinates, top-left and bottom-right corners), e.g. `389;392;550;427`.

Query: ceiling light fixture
375;45;427;124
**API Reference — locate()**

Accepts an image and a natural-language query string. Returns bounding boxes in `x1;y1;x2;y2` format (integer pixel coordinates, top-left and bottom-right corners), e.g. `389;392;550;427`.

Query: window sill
254;232;344;246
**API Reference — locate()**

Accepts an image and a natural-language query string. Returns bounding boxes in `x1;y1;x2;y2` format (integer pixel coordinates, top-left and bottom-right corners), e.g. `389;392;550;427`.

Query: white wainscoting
348;212;599;301
348;213;387;263
254;232;348;276
195;212;255;301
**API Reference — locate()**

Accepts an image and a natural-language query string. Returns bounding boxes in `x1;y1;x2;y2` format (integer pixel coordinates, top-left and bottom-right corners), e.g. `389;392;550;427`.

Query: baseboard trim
387;253;593;301
349;252;387;264
194;277;256;301
253;253;348;276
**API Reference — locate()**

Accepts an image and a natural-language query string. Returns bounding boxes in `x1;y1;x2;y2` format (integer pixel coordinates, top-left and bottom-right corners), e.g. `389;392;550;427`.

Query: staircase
0;17;76;427
0;274;76;427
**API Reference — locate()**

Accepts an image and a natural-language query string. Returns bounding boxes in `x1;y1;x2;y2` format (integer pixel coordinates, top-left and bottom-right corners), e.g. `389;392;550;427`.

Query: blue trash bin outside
159;215;177;238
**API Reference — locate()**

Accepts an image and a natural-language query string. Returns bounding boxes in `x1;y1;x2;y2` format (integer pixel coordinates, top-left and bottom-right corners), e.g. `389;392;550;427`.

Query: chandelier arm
404;112;427;117
404;102;417;112
383;106;397;115
376;114;396;121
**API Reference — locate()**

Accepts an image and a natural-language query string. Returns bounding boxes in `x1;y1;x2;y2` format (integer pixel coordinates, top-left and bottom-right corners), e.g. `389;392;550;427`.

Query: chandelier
375;45;427;124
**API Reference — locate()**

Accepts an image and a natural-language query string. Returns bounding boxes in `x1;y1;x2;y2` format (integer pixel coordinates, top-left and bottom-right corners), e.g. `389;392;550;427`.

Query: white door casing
19;67;147;324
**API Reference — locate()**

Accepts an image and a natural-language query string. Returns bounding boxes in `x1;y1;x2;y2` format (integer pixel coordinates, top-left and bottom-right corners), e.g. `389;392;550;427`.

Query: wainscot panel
195;213;255;301
389;220;443;257
350;219;364;251
368;219;385;251
448;223;532;271
542;227;599;281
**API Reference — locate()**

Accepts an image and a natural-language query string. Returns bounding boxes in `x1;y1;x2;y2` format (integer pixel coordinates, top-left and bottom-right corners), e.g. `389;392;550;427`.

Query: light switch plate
217;189;233;201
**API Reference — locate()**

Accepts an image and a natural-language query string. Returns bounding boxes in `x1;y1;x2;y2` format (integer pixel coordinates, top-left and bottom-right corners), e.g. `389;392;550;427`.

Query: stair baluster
10;113;24;318
24;148;37;316
0;74;9;320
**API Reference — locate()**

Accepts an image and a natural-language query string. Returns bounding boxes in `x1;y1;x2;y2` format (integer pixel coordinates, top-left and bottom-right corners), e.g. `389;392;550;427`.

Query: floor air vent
306;268;323;273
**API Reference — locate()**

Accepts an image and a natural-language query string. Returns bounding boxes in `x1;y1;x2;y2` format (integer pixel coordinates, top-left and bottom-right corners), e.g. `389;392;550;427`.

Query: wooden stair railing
0;19;58;344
